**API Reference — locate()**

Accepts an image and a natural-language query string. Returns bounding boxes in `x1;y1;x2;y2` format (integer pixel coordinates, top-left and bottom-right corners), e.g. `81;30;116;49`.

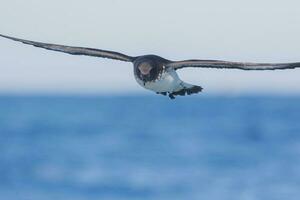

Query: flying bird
1;34;300;99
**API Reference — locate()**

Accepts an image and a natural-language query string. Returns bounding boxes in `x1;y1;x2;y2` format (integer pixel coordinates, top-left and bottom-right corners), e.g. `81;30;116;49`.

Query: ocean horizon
1;94;300;200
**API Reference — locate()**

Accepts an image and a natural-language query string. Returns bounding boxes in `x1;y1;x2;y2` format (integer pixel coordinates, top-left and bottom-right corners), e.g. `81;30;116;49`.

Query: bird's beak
138;65;152;75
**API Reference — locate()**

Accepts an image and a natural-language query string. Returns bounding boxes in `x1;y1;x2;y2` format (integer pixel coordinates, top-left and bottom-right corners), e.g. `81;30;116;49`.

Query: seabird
1;34;300;99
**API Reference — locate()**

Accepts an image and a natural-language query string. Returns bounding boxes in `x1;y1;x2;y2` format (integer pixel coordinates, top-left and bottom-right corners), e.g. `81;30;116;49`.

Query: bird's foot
168;93;175;99
156;92;167;96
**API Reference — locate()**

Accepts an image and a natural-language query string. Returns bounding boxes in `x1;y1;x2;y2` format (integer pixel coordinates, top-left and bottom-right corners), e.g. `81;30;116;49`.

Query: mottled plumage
1;34;300;99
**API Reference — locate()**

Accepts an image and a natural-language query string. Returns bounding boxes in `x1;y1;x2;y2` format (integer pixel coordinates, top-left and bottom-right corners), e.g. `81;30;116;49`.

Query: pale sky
0;0;300;95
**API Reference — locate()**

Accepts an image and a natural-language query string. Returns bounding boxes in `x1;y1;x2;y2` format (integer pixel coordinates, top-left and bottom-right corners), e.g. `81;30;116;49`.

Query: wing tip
0;34;13;40
0;33;29;44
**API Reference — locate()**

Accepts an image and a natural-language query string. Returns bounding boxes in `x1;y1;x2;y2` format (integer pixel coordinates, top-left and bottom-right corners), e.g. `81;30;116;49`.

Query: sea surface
0;95;300;200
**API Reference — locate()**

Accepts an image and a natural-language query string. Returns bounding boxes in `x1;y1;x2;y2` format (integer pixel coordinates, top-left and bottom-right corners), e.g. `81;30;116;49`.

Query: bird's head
137;62;161;82
134;56;165;82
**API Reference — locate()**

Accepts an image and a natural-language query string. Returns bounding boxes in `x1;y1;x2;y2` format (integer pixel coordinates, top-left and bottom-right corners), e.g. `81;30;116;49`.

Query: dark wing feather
167;59;300;70
0;34;134;62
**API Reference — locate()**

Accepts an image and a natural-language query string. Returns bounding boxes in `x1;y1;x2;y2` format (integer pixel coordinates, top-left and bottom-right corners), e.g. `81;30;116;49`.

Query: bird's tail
169;82;203;99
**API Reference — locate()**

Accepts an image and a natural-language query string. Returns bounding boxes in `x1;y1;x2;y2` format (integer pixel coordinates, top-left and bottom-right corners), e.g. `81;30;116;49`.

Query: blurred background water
1;0;300;199
0;95;300;200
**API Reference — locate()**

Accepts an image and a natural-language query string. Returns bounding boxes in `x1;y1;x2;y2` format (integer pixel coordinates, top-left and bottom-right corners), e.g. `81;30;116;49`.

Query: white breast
135;68;183;93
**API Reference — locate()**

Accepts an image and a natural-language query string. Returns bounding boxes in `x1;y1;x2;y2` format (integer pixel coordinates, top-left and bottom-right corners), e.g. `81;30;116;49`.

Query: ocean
0;95;300;200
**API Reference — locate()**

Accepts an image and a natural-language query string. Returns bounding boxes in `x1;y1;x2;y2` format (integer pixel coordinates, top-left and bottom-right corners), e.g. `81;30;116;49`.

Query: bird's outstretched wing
167;59;300;70
0;34;134;62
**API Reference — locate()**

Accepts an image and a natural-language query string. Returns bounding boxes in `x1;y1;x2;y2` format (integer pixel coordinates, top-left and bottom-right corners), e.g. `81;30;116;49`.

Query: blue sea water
0;95;300;200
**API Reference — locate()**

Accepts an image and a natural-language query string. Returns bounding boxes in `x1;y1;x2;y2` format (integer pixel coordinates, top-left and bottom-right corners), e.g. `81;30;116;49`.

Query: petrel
1;34;300;99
